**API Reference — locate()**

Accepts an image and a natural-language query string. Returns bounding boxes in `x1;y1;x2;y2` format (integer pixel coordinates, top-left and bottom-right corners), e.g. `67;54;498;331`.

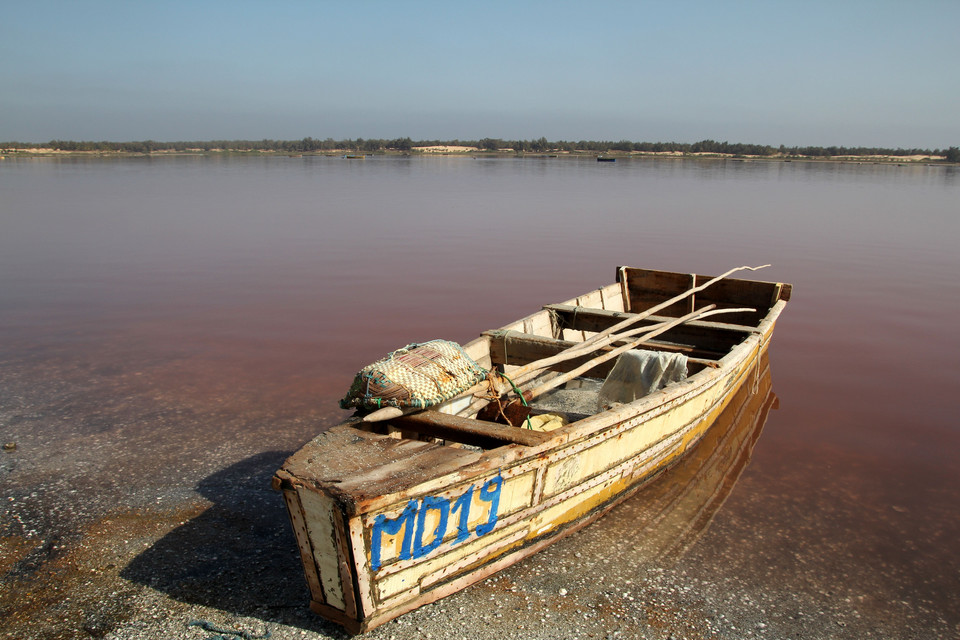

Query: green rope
497;371;534;430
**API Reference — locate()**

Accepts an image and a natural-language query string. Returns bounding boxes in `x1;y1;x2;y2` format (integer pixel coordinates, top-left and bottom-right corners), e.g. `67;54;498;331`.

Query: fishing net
339;340;487;412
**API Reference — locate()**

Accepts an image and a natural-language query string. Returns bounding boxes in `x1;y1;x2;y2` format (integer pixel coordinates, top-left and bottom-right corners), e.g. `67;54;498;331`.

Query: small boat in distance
597;156;616;162
274;265;791;633
343;154;365;159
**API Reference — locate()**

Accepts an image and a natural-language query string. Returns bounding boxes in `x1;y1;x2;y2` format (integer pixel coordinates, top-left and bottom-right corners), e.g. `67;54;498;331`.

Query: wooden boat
273;266;791;633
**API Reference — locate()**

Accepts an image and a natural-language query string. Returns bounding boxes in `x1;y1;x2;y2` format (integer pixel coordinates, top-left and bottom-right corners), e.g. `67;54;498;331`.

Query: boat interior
356;267;790;451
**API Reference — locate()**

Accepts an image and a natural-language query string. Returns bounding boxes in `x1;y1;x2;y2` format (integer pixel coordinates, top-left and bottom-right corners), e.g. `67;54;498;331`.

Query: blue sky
3;1;957;148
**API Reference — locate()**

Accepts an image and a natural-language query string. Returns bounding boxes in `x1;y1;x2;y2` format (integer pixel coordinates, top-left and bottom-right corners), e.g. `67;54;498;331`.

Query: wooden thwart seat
390;410;552;449
484;328;721;374
543;303;753;356
485;330;620;375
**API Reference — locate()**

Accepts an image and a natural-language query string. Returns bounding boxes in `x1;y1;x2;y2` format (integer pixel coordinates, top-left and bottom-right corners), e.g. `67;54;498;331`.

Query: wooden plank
485;330;618;376
624;269;693;318
617;266;631;312
546;304;758;333
485;328;719;375
522;309;553;338
279;485;326;605
281;425;484;513
620;267;787;326
299;489;347;610
391;411;552;448
330;505;359;619
495;328;723;364
597;282;625;311
310;600;364;635
690;275;775;325
544;304;747;356
346;515;375;620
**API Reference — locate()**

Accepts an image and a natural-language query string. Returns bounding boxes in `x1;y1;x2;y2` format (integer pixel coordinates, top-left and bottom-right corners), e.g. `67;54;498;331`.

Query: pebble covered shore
4;425;948;640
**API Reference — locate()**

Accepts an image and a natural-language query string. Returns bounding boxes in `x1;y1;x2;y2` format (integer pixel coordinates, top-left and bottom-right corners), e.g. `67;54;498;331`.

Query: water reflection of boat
609;353;777;563
274;266;791;633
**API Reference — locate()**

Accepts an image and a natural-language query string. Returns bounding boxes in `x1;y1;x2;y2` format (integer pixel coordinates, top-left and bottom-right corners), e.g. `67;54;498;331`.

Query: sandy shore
412;145;479;153
4;369;948;639
5;448;940;640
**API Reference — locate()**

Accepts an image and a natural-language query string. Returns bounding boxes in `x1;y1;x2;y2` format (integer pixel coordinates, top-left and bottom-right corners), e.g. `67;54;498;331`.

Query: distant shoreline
1;147;953;165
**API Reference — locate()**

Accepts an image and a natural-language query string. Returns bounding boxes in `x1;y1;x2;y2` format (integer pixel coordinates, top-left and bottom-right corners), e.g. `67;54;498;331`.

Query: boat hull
273;267;789;633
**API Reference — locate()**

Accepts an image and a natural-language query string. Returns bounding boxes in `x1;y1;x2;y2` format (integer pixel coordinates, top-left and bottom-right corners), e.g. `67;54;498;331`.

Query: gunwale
274;266;791;633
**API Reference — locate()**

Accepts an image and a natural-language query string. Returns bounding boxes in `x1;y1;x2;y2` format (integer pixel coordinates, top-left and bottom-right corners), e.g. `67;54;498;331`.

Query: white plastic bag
598;350;688;410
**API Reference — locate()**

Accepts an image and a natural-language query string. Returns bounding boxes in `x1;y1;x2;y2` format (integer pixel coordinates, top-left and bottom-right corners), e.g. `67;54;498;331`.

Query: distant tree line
2;137;956;159
0;137;414;154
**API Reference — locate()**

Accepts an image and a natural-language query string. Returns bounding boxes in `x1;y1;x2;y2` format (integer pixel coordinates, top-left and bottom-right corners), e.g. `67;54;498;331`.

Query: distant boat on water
597;156;616;162
344;154;365;159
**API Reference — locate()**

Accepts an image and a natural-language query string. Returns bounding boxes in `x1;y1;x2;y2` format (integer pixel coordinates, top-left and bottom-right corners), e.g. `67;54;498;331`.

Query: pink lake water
1;155;959;637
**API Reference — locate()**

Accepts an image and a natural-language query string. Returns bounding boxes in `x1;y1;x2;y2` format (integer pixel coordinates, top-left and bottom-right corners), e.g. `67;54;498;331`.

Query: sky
2;1;958;149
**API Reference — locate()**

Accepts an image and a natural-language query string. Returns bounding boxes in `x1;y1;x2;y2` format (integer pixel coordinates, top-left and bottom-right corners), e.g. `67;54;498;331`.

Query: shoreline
1;147;953;165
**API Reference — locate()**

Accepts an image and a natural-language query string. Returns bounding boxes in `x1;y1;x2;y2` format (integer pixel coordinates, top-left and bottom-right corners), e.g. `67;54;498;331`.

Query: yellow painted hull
274;266;791;633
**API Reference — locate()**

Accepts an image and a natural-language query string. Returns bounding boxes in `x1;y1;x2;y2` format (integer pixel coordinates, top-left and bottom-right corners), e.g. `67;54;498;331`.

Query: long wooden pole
363;264;769;423
492;264;769;389
465;305;753;417
519;306;754;403
560;264;769;355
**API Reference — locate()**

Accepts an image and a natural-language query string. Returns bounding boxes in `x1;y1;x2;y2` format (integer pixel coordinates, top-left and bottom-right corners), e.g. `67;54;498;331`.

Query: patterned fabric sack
340;340;487;412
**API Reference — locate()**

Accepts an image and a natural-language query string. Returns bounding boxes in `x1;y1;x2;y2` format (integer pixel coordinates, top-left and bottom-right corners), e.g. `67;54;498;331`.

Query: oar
364;264;768;423
542;264;768;361
482;263;769;395
496;313;708;392
519;306;754;403
470;305;753;422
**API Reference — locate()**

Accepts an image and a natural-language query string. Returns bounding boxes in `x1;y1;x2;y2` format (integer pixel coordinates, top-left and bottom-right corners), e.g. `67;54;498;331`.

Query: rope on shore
188;620;271;640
